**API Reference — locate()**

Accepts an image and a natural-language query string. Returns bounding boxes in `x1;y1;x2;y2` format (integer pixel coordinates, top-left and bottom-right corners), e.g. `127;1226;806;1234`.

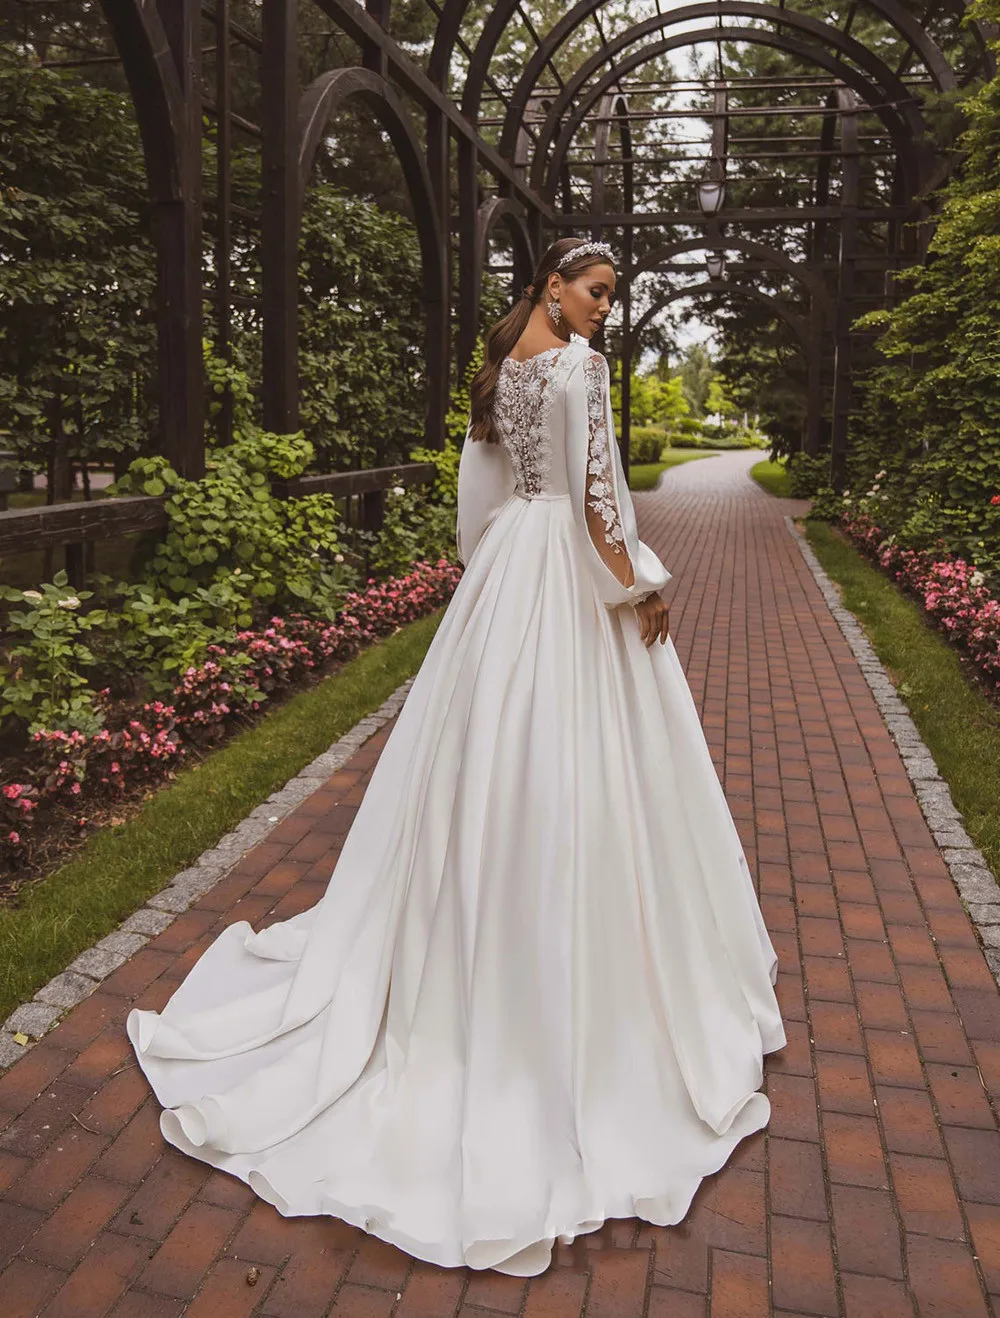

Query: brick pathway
2;451;1000;1317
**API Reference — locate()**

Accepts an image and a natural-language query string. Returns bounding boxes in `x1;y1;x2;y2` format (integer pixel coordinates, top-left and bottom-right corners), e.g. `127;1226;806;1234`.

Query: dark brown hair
467;237;616;443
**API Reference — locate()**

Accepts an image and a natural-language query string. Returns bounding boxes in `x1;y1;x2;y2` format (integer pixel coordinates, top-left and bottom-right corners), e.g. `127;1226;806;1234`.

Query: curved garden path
1;451;999;1317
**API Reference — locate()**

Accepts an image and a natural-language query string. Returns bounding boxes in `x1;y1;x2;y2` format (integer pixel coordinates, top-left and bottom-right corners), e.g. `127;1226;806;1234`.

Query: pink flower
7;831;20;845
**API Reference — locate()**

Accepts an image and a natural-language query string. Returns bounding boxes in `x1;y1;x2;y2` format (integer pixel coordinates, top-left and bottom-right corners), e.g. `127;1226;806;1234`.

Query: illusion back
492;346;570;499
493;343;627;564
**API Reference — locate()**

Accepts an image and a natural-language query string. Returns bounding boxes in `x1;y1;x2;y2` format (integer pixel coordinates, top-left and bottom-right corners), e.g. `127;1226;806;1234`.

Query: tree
0;47;156;483
844;0;1000;566
672;344;716;417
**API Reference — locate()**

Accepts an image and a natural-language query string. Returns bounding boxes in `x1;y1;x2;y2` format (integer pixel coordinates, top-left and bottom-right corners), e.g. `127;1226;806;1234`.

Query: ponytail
467;236;615;444
467;288;536;444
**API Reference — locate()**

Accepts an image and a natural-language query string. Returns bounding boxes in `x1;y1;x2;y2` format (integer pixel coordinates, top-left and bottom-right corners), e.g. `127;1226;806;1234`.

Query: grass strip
749;457;791;497
629;449;717;491
0;608;444;1020
803;519;1000;881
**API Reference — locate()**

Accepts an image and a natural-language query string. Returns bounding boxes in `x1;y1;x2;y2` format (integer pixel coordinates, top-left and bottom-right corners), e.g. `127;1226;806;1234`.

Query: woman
127;236;786;1278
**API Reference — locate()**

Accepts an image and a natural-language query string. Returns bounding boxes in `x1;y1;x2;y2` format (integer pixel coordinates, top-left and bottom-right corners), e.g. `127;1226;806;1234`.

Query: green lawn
750;457;792;498
804;518;1000;883
0;608;444;1021
629;449;719;491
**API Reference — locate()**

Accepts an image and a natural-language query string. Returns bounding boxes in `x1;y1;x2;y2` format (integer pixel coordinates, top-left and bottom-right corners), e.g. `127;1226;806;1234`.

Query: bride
127;236;786;1278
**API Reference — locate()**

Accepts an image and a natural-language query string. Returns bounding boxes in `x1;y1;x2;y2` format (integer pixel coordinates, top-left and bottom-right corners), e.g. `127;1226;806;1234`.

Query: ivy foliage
845;0;1000;578
0;46;155;468
295;190;427;470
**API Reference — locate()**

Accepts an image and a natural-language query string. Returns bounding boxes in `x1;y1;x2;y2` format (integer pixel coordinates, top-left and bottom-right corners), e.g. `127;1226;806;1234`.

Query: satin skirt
127;491;786;1277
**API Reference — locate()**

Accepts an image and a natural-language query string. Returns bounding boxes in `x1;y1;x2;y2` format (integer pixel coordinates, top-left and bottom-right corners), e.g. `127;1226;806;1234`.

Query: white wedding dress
127;338;786;1277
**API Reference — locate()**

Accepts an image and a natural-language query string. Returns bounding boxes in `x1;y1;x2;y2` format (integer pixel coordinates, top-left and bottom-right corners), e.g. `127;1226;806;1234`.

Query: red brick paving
1;452;999;1315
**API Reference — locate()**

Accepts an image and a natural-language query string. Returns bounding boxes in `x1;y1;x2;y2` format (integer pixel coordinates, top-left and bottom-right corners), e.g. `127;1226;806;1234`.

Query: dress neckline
503;343;572;367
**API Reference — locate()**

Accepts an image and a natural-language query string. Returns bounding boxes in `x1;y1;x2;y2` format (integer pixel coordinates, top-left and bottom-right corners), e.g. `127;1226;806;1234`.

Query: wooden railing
0;461;437;587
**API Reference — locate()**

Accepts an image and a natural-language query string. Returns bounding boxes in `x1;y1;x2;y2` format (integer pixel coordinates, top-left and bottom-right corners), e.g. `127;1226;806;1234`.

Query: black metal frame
1;0;993;571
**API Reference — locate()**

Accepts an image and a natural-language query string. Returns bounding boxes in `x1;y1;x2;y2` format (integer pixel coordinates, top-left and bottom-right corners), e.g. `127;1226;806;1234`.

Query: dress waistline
513;489;571;502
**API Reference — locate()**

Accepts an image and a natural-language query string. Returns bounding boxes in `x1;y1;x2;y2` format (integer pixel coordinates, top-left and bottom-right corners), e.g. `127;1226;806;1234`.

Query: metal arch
513;95;573;213
829;87;861;485
625;282;809;355
468;0;957;147
298;68;445;286
364;0;391;24
428;0;467;88
630;239;833;321
98;0;186;201
99;0;204;477
536;24;925;202
297;66;449;446
591;93;634;233
618;280;811;474
529;3;931;191
476;197;536;291
514;94;551;172
457;197;537;364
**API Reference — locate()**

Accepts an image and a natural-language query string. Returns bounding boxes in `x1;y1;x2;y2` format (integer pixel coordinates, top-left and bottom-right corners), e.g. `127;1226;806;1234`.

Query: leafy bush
1;560;462;873
0;47;155;471
0;573;108;735
843;1;1000;574
296;190;427;470
787;452;833;498
630;427;668;464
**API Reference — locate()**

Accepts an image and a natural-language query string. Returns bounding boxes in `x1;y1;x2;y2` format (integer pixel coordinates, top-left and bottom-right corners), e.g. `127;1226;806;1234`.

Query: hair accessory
556;240;615;271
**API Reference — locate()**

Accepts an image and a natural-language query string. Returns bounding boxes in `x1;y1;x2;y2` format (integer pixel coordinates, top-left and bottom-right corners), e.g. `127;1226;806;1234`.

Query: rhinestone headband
556;240;615;271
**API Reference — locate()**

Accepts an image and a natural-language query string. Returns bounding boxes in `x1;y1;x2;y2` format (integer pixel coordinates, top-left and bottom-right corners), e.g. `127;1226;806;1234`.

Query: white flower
392;485;405;496
875;469;886;480
871;483;880;492
21;590;42;602
334;553;345;563
971;570;985;588
57;596;80;609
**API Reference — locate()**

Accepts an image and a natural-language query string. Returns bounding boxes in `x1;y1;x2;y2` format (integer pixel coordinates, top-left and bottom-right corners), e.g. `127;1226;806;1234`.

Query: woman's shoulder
564;341;607;374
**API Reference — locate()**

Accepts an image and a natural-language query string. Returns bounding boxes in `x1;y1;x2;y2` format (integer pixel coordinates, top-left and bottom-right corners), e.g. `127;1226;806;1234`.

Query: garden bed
1;558;461;897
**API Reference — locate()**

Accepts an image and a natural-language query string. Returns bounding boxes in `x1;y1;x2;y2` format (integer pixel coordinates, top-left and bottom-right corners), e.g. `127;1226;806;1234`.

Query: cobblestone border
786;515;1000;990
0;677;416;1072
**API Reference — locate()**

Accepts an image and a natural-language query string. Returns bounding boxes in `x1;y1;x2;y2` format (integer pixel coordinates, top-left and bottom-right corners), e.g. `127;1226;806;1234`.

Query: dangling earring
547;297;562;326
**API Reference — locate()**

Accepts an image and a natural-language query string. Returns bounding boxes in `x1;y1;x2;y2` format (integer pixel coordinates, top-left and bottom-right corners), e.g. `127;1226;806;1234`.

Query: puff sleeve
565;349;673;609
455;419;516;567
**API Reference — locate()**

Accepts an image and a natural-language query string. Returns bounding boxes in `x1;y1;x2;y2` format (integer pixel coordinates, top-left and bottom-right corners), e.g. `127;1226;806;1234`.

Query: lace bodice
491;345;627;562
459;339;672;607
492;346;564;497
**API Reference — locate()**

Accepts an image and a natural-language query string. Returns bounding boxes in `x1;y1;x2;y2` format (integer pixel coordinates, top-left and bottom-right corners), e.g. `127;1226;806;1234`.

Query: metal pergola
12;0;997;555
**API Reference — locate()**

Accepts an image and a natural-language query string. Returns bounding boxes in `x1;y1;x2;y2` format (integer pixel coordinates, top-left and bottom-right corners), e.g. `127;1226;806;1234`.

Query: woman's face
547;261;617;339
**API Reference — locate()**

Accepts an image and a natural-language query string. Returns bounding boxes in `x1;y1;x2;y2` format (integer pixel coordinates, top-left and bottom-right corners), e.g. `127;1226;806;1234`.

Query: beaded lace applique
583;352;627;555
492;346;567;496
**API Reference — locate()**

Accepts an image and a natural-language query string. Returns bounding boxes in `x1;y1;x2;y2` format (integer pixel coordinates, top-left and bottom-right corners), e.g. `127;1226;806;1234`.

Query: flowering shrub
0;572;109;735
0;558;461;873
835;476;1000;695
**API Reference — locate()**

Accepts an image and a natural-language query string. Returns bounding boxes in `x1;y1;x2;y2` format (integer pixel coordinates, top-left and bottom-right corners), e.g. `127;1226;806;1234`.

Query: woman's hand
634;592;670;647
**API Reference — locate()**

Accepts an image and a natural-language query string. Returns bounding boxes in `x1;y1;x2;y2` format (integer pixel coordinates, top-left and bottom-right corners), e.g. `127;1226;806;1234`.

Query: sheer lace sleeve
583;352;636;591
566;349;673;610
